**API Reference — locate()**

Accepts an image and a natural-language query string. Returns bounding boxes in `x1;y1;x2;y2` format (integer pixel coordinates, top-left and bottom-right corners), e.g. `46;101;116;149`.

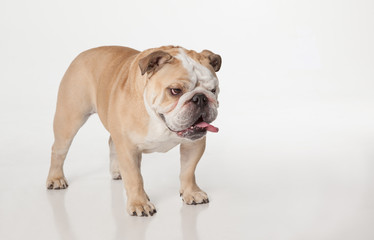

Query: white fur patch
175;49;219;91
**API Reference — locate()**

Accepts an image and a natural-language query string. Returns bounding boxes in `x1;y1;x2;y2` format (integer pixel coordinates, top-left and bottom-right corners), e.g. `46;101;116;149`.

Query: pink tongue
195;122;219;133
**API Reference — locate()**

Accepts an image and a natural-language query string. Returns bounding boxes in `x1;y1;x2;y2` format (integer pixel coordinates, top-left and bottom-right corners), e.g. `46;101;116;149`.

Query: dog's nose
192;94;208;107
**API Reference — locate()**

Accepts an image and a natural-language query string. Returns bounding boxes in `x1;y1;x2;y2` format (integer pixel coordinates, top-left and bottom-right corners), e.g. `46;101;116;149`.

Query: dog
46;45;221;216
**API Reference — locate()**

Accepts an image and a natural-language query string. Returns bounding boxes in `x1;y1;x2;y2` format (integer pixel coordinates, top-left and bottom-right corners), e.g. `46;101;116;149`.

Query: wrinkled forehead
175;49;218;90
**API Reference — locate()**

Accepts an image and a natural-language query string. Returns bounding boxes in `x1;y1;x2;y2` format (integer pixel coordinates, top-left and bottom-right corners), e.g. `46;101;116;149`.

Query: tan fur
46;45;220;216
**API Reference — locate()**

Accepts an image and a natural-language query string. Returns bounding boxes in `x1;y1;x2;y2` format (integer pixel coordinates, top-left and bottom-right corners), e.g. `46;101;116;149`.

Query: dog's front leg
112;135;156;217
179;137;209;205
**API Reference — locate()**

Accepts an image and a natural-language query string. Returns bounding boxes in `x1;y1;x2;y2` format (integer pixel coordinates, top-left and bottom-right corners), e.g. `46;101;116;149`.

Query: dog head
139;46;221;140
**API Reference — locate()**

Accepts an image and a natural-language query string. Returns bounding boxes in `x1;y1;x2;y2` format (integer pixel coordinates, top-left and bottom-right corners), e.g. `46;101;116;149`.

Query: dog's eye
211;88;217;94
170;88;182;96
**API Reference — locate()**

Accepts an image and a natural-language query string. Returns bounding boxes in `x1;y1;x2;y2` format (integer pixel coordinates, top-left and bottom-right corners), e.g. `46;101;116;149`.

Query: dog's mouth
175;116;219;137
159;114;219;138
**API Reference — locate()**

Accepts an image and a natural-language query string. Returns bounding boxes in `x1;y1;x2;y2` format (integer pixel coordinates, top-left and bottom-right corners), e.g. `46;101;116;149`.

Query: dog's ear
201;50;222;72
139;51;173;76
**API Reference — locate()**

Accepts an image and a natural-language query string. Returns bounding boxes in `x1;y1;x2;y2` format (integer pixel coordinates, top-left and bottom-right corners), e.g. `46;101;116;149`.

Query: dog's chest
140;139;180;153
139;124;181;153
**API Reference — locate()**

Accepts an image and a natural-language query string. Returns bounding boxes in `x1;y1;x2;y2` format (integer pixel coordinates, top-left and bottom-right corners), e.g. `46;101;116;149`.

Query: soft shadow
110;181;152;240
46;190;76;240
180;203;209;240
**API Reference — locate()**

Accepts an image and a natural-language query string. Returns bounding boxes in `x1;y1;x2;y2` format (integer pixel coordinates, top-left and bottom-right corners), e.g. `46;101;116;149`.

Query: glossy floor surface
1;99;374;240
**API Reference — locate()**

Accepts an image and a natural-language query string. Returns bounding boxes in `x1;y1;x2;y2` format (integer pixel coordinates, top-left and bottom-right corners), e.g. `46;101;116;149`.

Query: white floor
1;98;374;240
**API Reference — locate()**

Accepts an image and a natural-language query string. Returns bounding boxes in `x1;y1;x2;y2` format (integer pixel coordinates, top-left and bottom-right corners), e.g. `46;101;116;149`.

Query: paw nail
141;211;148;217
153;209;157;213
132;211;137;216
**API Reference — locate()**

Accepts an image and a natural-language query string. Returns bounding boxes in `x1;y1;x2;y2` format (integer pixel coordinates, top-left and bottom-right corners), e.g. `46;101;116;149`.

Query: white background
1;0;374;239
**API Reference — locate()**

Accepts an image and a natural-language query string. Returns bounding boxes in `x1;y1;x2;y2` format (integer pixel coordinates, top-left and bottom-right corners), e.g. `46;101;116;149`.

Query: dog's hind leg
109;136;122;180
46;63;95;189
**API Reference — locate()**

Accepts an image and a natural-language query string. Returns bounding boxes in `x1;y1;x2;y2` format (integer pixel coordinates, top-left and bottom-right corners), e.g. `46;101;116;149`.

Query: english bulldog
46;46;221;216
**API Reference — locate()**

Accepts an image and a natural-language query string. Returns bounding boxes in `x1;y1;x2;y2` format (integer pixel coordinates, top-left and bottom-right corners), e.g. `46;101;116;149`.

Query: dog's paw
127;199;157;217
46;177;68;190
111;171;122;180
180;189;209;205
